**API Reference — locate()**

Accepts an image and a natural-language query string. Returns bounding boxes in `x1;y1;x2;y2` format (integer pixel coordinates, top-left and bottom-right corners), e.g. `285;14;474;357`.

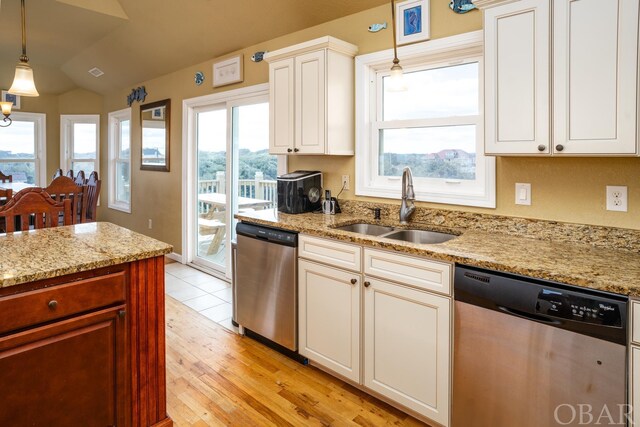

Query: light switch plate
515;183;531;205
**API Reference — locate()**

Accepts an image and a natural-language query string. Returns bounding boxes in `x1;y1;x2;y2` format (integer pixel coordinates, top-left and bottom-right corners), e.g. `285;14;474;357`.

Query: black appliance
277;170;322;214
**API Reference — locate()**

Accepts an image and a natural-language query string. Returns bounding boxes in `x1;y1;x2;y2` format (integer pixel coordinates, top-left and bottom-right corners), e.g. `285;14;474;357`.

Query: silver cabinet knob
537;144;546;152
556;144;564;152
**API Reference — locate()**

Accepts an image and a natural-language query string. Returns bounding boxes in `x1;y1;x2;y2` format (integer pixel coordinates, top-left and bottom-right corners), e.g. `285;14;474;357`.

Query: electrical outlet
148;219;153;229
606;186;627;212
341;175;350;191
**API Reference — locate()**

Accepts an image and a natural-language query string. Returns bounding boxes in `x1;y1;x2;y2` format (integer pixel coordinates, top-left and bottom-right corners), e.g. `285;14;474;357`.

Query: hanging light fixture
9;0;39;97
389;0;407;92
0;102;12;127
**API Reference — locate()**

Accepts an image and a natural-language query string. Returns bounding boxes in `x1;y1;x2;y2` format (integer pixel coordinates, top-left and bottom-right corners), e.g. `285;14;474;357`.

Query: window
0;112;46;185
108;109;131;212
60;115;100;177
356;31;495;208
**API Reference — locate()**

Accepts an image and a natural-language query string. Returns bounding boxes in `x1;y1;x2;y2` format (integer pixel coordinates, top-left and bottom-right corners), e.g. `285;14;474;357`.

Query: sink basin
382;229;457;244
334;223;395;236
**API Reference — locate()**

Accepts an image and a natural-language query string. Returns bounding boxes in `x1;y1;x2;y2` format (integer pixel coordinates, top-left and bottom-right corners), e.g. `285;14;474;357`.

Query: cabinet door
632;347;640;427
0;305;126;426
269;58;295;154
364;277;451;426
553;0;639;154
299;259;360;382
295;50;326;154
484;0;550;155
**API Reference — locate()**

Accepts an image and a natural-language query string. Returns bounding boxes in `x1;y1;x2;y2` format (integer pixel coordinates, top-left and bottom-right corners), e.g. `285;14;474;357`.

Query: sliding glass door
191;94;278;277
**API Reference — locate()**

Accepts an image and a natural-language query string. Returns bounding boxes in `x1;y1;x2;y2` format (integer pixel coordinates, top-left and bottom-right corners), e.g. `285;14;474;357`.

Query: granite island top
0;222;172;288
236;208;640;298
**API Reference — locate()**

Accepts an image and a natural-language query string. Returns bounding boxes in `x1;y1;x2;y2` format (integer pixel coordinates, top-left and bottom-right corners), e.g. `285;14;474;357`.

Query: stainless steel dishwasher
235;222;298;351
453;265;628;427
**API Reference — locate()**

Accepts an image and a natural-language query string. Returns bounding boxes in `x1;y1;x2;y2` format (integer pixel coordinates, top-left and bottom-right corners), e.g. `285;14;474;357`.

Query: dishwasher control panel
536;289;622;327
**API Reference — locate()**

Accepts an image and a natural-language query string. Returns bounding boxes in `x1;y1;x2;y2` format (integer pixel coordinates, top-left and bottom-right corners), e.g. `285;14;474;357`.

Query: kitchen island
0;222;173;427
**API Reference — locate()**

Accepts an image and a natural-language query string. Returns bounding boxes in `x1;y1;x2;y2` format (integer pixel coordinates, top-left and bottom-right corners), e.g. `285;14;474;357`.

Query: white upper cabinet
484;0;550;154
480;0;639;156
265;36;358;155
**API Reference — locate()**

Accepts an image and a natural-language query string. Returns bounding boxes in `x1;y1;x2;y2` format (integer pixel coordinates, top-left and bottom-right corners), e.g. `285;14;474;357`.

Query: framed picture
396;0;430;46
151;107;164;120
1;91;20;110
213;55;243;87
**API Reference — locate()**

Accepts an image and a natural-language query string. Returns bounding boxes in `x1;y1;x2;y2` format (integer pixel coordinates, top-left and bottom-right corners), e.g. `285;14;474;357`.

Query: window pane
115;160;130;203
379;125;476;180
0;121;35;159
73;123;97;158
72;161;95;177
120;120;130;159
383;62;479;121
0;162;35;183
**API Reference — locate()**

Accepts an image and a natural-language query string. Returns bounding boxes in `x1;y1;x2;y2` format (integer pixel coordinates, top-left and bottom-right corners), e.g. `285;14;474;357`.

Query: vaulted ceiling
0;0;389;95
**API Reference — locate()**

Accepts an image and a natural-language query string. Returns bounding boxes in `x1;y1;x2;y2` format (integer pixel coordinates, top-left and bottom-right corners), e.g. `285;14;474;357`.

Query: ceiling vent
88;67;104;78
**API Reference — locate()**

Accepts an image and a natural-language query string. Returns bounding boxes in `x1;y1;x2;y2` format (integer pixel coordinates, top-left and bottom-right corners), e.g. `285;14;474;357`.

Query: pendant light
389;0;407;92
9;0;39;97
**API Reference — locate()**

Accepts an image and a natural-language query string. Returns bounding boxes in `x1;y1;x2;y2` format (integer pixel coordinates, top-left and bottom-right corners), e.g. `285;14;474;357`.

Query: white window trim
108;108;131;213
60;114;100;177
0;112;46;186
355;30;496;208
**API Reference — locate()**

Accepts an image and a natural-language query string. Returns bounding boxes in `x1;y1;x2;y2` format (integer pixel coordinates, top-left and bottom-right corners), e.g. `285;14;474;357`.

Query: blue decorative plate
194;71;205;86
449;0;476;14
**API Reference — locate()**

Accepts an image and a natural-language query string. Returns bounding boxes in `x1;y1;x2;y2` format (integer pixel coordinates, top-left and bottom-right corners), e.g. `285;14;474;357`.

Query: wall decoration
213;55;243;87
127;86;147;106
251;51;267;62
140;99;170;172
1;91;20;110
368;22;387;32
449;0;476;14
194;71;205;85
396;0;430;46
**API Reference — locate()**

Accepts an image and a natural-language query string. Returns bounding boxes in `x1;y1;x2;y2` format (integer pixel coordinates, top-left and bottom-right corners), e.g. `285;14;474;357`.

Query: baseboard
165;252;183;263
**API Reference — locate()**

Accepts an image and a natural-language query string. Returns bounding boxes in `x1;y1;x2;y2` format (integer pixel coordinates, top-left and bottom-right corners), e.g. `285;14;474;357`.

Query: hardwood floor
165;296;428;426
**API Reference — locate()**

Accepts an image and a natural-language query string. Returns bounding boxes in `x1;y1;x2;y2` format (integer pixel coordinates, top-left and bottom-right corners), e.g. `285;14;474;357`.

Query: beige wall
98;2;640;255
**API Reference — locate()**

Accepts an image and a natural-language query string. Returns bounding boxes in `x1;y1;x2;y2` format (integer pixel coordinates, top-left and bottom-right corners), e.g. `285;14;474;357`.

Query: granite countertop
0;222;172;288
236;208;640;297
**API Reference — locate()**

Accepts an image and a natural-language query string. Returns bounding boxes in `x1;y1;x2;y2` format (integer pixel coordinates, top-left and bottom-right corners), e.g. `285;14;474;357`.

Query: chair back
85;173;101;222
51;169;63;181
0;188;71;232
45;176;88;224
65;169;74;178
0;171;12;183
0;188;12;206
74;170;86;186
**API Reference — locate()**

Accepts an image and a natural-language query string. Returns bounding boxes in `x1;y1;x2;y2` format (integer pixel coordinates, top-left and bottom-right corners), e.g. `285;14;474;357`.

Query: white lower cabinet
363;277;451;426
298;235;452;426
632;347;640;427
298;259;361;382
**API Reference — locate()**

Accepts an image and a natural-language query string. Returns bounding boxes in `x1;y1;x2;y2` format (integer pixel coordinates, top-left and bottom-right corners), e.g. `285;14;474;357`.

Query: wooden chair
74;170;86;186
0;188;12;232
0;188;71;232
84;172;101;222
45;176;88;225
51;169;63;181
0;171;12;183
65;169;74;178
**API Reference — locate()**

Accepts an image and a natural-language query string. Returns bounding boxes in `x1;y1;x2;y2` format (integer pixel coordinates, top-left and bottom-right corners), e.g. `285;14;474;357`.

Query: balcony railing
198;171;277;213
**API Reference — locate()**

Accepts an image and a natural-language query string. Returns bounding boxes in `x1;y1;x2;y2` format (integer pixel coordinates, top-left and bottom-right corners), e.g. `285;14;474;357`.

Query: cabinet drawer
299;234;361;272
0;271;126;335
632;300;640;345
364;248;451;295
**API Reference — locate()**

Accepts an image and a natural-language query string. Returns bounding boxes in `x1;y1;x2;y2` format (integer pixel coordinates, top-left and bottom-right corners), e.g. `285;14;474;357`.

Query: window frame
0;112;47;186
108;108;132;213
355;30;496;208
60;114;100;178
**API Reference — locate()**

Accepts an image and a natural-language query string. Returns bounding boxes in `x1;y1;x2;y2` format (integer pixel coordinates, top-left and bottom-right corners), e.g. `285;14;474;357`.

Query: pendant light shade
8;0;39;97
9;61;38;96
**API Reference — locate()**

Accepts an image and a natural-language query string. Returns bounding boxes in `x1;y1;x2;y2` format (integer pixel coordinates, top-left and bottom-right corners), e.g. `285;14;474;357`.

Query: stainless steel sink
381;229;457;244
334;223;395;236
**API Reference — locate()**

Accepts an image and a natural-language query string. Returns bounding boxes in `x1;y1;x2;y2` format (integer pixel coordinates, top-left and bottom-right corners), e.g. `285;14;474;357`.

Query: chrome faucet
399;166;415;224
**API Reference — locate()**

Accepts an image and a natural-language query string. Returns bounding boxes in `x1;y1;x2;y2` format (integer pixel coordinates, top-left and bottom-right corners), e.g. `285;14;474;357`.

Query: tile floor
164;262;238;332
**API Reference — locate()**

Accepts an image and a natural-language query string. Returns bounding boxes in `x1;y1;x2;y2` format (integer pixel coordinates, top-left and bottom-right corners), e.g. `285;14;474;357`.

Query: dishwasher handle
498;306;561;325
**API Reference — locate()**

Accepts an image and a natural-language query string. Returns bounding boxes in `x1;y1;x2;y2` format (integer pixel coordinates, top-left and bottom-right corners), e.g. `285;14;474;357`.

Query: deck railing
198;171;277;213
